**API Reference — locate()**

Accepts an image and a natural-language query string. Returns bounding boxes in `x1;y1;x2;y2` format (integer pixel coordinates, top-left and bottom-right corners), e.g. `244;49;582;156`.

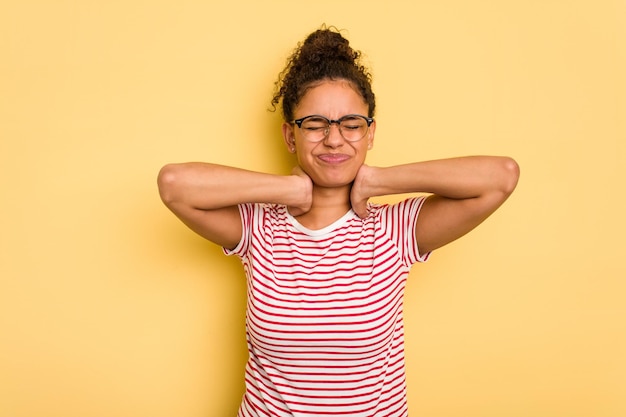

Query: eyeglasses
291;114;374;143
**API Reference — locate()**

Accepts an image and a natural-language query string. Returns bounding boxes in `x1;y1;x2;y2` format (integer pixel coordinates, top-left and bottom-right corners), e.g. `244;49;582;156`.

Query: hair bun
299;28;359;66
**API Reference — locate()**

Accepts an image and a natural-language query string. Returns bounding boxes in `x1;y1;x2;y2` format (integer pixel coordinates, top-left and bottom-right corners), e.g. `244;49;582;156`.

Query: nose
322;122;344;147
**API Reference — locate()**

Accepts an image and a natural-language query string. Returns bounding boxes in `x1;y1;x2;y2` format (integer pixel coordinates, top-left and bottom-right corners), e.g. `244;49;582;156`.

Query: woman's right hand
288;165;313;217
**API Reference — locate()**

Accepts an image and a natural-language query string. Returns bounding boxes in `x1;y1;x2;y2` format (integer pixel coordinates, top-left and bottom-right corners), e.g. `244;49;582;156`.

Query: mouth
317;153;351;164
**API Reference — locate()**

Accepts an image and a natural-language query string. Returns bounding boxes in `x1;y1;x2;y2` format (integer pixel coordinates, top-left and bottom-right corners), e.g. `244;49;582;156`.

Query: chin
311;174;355;189
302;164;359;188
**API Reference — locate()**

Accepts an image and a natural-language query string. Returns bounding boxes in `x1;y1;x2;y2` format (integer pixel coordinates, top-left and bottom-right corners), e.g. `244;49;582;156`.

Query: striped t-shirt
225;197;430;416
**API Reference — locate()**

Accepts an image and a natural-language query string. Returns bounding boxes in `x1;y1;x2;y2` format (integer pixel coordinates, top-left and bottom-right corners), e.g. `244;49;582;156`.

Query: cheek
293;146;314;172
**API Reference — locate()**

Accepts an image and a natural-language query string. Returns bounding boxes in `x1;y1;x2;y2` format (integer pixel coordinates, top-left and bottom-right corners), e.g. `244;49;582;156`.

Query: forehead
294;79;368;118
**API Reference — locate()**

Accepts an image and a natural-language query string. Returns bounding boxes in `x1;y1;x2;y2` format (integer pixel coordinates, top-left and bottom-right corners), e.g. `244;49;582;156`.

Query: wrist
284;172;312;208
354;165;380;199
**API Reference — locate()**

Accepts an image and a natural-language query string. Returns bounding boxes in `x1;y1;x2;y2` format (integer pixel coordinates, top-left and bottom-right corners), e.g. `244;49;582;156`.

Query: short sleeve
379;196;431;266
222;203;254;258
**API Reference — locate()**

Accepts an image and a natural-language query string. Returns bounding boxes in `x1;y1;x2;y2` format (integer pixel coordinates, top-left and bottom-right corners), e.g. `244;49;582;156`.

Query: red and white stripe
226;197;429;417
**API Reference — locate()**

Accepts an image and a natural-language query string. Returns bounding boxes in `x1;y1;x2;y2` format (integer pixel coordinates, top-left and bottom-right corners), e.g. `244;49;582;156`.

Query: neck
293;184;352;230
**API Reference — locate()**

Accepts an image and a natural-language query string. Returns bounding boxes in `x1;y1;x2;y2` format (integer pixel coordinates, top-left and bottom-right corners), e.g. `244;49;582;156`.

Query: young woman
158;27;519;417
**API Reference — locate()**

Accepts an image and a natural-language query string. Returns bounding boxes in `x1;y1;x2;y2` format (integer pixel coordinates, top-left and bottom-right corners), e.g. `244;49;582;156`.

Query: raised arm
351;156;520;255
157;162;312;249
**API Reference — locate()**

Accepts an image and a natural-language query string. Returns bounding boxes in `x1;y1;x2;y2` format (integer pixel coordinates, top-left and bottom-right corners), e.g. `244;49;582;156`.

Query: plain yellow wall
1;1;624;416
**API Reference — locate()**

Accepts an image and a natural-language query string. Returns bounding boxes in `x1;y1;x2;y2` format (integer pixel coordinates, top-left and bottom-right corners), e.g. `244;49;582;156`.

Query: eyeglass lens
300;116;369;142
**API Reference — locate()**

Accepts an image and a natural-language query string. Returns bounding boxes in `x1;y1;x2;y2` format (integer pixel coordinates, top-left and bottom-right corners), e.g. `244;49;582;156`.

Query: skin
158;79;520;256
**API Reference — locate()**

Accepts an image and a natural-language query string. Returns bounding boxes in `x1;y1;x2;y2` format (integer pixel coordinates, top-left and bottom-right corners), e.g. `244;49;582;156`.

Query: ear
282;122;296;153
366;119;376;150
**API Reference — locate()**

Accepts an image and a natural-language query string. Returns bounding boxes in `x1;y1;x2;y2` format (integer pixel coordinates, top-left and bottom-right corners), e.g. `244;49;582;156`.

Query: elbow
157;163;182;206
499;157;520;196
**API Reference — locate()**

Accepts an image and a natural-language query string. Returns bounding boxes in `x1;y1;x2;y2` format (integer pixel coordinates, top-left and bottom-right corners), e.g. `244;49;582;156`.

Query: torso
228;199;428;416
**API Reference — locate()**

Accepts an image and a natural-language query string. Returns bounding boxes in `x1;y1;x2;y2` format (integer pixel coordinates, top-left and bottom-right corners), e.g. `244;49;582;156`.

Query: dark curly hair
271;26;376;122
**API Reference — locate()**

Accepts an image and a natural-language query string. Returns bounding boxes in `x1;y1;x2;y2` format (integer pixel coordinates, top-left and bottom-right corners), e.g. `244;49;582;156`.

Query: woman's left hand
350;164;373;218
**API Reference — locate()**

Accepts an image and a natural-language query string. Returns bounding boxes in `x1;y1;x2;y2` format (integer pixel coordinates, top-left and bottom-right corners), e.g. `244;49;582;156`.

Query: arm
157;162;312;249
351;156;520;255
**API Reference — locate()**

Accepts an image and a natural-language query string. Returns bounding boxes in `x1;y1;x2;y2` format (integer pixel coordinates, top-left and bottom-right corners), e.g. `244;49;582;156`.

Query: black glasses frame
291;114;374;142
292;114;374;128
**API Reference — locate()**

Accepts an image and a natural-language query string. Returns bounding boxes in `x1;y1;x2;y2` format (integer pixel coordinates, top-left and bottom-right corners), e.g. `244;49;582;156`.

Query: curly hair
271;26;376;122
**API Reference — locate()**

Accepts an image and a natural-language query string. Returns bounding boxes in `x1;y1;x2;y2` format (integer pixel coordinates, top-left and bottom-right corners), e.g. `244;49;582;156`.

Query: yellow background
1;1;624;416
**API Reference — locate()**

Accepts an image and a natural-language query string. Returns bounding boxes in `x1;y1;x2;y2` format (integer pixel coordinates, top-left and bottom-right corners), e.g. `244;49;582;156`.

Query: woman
158;27;519;417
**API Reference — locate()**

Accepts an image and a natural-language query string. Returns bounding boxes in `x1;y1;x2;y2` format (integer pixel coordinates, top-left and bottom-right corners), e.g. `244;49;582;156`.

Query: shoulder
240;202;286;216
239;203;291;231
368;196;427;218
